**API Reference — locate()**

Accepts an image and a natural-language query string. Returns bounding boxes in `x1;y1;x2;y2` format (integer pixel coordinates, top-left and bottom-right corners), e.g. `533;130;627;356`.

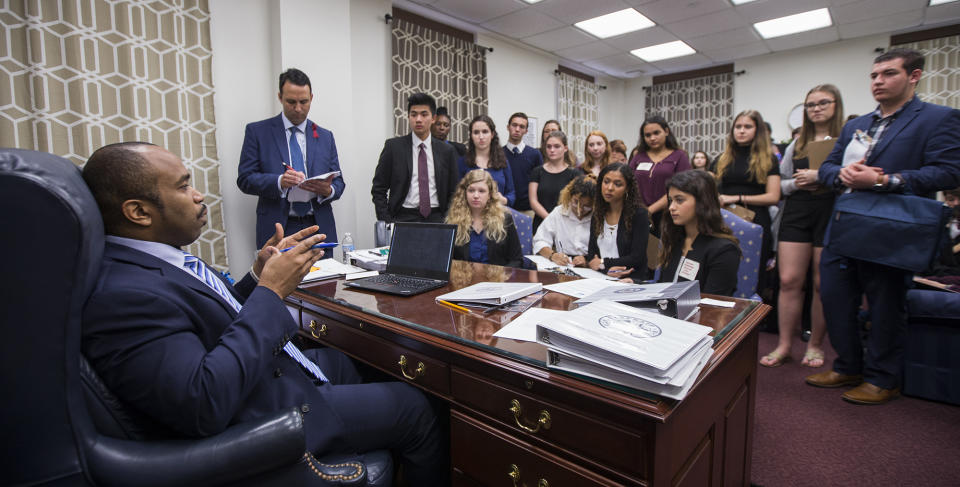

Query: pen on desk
483;301;509;315
437;300;469;313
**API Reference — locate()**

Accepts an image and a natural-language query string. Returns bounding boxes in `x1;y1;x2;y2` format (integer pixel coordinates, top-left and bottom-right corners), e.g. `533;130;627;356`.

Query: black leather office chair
0;148;391;486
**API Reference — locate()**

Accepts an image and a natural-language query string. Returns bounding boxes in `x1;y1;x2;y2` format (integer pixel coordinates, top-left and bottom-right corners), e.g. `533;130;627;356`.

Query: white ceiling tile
428;0;526;24
838;12;923;39
734;0;831;24
647;53;712;71
532;0;636;24
481;8;566;38
635;0;733;25
664;8;749;38
686;28;761;51
763;26;840;52
602;26;679;50
555;41;622;62
924;3;960;25
701;41;771;62
522;26;596;51
832;0;927;25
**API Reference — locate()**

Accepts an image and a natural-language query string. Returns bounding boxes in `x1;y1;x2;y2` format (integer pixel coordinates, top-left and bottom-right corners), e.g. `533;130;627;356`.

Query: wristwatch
873;173;887;190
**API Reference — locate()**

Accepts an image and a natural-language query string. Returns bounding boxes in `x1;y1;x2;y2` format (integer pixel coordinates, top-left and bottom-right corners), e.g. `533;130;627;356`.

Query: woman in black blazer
447;169;523;268
587;163;649;278
657;170;741;296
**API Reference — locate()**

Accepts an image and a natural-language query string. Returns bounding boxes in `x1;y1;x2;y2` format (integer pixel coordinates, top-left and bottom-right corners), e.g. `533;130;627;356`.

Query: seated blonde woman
532;174;596;267
446;169;523;268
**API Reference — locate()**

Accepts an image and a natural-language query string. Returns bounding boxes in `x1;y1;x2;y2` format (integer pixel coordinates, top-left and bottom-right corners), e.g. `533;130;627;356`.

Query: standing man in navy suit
503;112;543;214
807;49;960;404
238;68;345;249
371;92;458;223
82;142;445;485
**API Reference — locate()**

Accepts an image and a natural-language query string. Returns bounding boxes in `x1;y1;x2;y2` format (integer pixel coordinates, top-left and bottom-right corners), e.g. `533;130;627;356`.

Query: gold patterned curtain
645;73;733;159
556;72;599;163
391;17;488;141
0;0;228;270
893;35;960;110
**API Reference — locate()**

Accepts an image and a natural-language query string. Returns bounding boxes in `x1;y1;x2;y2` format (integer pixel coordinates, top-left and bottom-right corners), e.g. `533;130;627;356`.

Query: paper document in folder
804;139;837;170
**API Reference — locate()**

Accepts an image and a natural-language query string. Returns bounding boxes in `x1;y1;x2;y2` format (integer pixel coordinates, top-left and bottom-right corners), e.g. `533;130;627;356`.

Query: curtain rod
384;13;493;52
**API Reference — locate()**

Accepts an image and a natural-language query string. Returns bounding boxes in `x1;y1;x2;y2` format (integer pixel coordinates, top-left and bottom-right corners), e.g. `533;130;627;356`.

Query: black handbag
824;190;952;272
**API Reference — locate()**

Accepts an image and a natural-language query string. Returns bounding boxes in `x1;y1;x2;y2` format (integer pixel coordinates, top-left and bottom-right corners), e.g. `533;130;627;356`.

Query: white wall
733;34;889;142
480;34;557;141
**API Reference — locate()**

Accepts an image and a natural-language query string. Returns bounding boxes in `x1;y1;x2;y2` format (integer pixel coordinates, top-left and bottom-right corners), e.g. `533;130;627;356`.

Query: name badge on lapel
635;162;653;172
678;258;700;281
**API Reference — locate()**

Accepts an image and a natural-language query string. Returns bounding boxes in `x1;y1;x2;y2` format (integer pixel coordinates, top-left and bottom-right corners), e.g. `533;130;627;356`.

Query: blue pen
280;242;338;252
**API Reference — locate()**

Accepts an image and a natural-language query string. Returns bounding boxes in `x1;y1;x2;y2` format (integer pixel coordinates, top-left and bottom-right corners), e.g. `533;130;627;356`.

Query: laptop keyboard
366;274;438;289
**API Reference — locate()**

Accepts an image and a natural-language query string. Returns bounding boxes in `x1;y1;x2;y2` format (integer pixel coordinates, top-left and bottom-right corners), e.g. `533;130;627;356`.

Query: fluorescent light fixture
731;0;759;4
630;41;696;62
930;0;958;5
754;8;832;39
575;8;655;39
522;0;546;4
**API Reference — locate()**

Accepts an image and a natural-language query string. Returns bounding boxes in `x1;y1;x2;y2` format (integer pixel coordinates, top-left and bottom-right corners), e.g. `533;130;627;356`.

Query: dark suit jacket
818;96;960;196
587;210;650;273
237;114;345;247
452;213;524;268
658;234;741;296
371;135;458;222
448;140;467;157
81;243;346;448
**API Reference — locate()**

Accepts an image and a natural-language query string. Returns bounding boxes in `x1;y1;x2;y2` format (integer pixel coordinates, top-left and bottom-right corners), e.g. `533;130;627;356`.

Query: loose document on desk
436;282;542;305
302;258;368;283
524;254;618;280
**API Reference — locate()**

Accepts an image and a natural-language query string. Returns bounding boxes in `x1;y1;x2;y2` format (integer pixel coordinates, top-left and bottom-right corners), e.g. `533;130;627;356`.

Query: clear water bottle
341;232;355;264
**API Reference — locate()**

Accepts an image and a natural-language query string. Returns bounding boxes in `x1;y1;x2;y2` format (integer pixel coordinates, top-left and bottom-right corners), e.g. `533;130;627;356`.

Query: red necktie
418;143;430;218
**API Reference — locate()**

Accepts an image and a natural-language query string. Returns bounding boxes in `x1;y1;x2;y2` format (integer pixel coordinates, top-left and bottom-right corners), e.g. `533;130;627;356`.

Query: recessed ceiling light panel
630;41;696;62
521;0;546;4
575;8;655;39
929;0;958;5
754;8;833;39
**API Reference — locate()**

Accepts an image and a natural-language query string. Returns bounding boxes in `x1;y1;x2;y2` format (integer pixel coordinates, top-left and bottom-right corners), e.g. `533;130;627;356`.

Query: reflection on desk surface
298;260;758;368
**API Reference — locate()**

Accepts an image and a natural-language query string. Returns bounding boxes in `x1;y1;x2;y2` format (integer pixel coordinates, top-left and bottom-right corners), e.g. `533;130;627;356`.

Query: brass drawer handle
308;320;327;338
397;355;425;380
507;464;548;487
509;399;551;434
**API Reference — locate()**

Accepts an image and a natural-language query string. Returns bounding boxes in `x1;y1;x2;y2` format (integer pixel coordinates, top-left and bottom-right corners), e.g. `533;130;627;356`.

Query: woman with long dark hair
457;114;515;207
628;116;691;237
658;170;740;296
587;163;649;279
761;84;845;368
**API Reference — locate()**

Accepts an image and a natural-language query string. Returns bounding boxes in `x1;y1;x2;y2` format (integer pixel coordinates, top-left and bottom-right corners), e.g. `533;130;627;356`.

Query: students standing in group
457;115;515;207
532;175;596;267
432;106;467;157
447;169;523;268
657;170;741;296
529;130;578;232
761;84;845;368
629;116;691;237
579;130;611;178
503;112;543;214
715;110;781;273
587;163;649;279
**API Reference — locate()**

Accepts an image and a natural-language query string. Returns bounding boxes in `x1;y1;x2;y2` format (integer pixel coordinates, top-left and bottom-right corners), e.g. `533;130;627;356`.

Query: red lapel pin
312;123;319;139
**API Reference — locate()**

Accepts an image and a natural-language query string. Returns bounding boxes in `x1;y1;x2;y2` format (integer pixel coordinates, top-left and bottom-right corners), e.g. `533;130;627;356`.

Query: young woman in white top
532;175;596;267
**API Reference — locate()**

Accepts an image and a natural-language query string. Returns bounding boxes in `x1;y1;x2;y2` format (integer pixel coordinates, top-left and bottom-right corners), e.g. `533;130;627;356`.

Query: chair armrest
85;407;305;487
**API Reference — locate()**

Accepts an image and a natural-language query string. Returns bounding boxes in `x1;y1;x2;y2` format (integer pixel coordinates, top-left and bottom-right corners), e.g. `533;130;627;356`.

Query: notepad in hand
436;282;543;306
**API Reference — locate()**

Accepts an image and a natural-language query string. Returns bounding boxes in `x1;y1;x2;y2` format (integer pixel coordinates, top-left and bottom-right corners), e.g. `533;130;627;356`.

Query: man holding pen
238;68;345;251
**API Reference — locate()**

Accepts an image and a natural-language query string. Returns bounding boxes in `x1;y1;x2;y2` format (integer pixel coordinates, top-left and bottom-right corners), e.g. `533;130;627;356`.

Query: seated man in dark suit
371;92;459;223
81;142;445;485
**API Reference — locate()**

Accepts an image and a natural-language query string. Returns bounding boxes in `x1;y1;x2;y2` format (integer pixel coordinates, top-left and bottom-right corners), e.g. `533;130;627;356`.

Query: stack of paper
302;258;368;283
524;255;618;280
536;300;714;400
348;247;389;271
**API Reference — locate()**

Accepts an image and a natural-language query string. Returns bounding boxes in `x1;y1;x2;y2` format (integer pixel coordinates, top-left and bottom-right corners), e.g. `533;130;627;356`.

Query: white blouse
532;206;591;256
596;221;620;259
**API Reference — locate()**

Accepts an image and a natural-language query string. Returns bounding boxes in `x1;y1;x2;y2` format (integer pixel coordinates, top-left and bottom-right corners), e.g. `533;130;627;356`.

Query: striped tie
182;252;327;382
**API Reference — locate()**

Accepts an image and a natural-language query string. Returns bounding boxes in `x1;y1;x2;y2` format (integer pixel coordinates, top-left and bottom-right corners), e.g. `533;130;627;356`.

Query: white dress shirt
277;113;336;207
532;205;590;256
505;141;527;153
402;132;439;209
106;235;209;285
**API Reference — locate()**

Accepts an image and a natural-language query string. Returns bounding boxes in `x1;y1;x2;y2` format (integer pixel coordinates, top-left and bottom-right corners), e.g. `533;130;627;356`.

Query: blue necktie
513;147;520;155
182;252;327;382
288;126;312;217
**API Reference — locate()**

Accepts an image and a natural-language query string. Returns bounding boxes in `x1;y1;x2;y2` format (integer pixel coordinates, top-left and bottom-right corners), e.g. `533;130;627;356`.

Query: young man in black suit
371;93;459;223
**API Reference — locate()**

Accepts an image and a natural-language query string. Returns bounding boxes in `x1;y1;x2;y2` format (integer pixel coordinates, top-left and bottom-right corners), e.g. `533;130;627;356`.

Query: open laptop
344;222;457;296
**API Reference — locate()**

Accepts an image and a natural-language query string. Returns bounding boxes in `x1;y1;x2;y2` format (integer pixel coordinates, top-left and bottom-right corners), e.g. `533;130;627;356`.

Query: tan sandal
802;349;825;368
760;350;791;368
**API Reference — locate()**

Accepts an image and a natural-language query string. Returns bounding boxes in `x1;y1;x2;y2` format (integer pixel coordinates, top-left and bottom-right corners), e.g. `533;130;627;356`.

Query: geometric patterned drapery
645;73;734;159
0;0;227;270
556;72;599;163
893;35;960;110
391;17;488;142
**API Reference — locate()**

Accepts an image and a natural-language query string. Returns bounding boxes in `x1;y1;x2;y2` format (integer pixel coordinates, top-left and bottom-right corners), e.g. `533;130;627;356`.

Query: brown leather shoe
805;370;863;388
841;382;900;405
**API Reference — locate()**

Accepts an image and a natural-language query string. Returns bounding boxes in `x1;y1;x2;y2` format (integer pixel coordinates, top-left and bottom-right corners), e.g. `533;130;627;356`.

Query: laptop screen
386;222;457;280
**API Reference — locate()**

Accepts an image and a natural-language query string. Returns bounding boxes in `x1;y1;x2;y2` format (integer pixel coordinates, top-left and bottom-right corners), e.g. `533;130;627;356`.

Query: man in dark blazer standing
238;68;345;249
81;142;445;485
371;92;458;223
809;49;960;404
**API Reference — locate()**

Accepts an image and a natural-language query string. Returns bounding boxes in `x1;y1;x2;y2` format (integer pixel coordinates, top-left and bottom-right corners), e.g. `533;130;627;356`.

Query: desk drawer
452;368;647;479
300;309;450;395
452;410;621;487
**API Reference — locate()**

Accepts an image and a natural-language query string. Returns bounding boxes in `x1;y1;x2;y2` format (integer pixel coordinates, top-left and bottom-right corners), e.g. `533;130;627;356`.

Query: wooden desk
287;261;770;486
